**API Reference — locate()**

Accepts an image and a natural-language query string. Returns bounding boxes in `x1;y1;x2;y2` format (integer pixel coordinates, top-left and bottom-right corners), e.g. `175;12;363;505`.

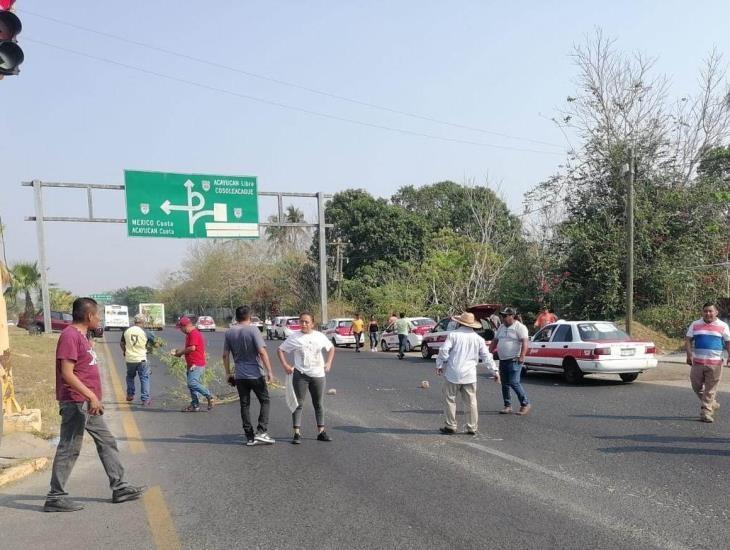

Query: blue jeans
125;361;151;402
187;366;211;406
499;358;529;407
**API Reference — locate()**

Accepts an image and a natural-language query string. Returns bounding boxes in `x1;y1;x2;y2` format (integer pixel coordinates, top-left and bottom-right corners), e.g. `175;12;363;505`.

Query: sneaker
112;485;147;504
317;431;332;442
700;414;714;423
499;407;513;414
515;404;532;416
206;396;215;411
43;498;84;512
182;405;200;412
439;426;456;435
254;432;275;444
291;432;302;445
125;395;134;402
398;353;404;360
465;428;478;435
141;400;152;407
245;438;257;446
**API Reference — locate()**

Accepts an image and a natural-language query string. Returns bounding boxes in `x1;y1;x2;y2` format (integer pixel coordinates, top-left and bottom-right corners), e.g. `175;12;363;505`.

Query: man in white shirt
436;312;498;435
490;307;531;416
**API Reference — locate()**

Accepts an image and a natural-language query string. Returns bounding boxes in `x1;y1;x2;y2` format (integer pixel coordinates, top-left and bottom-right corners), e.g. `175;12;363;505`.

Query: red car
18;310;73;333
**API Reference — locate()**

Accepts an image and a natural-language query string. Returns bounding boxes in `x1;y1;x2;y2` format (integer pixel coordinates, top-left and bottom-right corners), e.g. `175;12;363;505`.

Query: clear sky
1;0;728;296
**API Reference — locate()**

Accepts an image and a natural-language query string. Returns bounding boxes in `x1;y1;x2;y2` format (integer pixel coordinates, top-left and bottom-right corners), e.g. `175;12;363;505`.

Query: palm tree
265;206;310;250
9;262;41;321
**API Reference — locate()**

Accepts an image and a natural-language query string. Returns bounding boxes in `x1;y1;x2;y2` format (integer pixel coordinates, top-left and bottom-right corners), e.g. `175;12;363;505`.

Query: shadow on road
390;409;502;416
119;433;241;446
0;493;108;512
597;445;730;457
597;434;730;445
571;413;696;422
334;425;436;435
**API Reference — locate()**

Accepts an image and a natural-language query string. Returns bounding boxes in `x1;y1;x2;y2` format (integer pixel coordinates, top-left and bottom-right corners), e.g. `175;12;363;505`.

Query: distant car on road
380;317;436;352
195;316;217;332
523;320;658;383
421;304;500;359
251;316;264;332
323;318;355;347
275;317;301;339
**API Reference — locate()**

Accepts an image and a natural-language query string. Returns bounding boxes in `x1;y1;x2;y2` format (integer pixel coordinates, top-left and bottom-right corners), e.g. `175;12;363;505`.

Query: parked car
275;317;302;339
421;304;501;359
251;316;264;332
523;320;658;383
380;317;436;352
18;310;73;333
323;318;355;347
195;316;217;332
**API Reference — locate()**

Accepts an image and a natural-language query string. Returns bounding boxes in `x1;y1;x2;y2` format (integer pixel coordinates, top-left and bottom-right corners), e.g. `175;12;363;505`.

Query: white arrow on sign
160;179;215;234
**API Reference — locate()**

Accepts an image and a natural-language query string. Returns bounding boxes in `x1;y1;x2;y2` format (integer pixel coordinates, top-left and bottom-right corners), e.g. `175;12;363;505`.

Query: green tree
112;286;158;315
265;206;311;252
49;288;75;312
9;262;41;320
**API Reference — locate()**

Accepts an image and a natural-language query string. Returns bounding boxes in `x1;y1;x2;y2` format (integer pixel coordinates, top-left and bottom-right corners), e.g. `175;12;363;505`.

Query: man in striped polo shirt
685;302;730;423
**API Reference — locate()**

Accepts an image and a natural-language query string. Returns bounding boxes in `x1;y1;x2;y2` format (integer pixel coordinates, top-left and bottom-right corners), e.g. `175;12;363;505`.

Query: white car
275;316;300;339
523;320;658;383
323;318;356;347
380;317;436;352
251;316;264;332
195;316;217;332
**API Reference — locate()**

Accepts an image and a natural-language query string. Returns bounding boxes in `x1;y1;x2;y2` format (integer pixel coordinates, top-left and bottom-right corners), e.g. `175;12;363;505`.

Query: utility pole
329;238;348;299
624;147;635;336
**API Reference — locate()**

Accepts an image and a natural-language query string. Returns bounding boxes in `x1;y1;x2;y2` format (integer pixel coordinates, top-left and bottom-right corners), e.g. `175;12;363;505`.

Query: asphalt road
1;327;728;550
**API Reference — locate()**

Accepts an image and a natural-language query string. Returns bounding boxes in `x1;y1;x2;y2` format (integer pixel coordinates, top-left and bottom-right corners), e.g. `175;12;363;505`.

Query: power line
24;37;564;156
21;9;564;150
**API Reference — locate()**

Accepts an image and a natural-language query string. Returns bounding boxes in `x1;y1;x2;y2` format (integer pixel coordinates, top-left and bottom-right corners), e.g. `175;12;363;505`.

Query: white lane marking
458;440;595;488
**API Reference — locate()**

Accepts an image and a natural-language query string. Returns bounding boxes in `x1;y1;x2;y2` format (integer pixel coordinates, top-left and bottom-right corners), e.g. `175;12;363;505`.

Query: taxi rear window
577;323;629;341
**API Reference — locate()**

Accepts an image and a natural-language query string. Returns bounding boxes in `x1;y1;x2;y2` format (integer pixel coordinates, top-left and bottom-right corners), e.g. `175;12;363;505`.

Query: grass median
6;326;60;436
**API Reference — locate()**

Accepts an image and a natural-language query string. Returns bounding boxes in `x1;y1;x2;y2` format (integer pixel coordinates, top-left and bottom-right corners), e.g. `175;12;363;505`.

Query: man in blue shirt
223;306;275;445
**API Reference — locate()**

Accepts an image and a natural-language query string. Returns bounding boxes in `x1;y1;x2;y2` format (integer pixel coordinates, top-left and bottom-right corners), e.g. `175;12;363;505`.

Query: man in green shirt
394;313;410;360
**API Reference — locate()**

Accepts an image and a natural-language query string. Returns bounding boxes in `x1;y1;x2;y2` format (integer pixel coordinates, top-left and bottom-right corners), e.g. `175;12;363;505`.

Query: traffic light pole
24;181;333;330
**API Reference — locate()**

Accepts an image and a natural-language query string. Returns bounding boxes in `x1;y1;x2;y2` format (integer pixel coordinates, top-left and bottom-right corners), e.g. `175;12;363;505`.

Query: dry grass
616;320;684;354
6;326;60;436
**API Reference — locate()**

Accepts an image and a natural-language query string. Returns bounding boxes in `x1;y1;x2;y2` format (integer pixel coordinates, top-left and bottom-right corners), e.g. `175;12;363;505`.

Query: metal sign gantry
23;180;333;333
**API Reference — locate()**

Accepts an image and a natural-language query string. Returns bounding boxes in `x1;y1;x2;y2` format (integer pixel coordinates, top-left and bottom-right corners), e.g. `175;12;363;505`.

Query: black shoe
317;431;332;442
398;354;404;360
291;432;302;445
43;498;84;512
439;426;456;435
112;485;147;504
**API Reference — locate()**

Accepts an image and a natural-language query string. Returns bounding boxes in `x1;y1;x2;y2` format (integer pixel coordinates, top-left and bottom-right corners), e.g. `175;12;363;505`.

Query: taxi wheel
421;345;432;359
380;340;389;352
619;372;639;383
563;359;584;384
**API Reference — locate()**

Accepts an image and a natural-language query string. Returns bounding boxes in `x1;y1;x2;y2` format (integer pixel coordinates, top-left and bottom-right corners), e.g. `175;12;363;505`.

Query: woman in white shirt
277;312;335;444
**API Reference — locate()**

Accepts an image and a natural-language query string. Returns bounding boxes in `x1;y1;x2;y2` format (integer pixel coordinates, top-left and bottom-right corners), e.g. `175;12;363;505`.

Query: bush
636;306;696;339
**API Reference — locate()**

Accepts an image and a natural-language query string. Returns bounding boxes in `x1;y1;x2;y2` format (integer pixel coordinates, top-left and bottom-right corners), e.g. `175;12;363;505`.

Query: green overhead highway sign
90;293;113;304
124;170;259;239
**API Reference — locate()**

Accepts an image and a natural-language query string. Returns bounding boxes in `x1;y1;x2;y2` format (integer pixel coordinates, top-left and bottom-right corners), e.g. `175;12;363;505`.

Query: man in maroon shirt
172;316;214;412
44;297;146;512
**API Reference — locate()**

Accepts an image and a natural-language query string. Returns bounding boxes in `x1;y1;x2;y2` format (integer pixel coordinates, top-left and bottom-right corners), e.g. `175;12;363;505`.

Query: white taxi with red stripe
523;320;657;383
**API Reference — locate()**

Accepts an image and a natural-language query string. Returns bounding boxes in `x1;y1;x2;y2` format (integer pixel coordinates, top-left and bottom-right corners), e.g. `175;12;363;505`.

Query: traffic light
0;2;23;77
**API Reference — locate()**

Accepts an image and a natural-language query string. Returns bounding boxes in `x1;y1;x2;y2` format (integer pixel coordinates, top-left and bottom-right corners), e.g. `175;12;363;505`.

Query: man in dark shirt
44;297;145;512
223;306;275;446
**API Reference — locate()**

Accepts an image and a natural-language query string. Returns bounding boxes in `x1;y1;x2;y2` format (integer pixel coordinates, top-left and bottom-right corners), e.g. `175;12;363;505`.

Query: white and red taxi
380;317;436;352
323;318;356;347
523;320;657;383
195;316;217;332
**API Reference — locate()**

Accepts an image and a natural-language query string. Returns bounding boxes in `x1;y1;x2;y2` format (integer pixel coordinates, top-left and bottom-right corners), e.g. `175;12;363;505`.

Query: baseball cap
500;307;518;316
177;316;192;327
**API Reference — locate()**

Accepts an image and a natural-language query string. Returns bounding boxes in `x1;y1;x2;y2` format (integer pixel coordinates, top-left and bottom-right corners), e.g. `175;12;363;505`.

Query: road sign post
124;170;259;239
